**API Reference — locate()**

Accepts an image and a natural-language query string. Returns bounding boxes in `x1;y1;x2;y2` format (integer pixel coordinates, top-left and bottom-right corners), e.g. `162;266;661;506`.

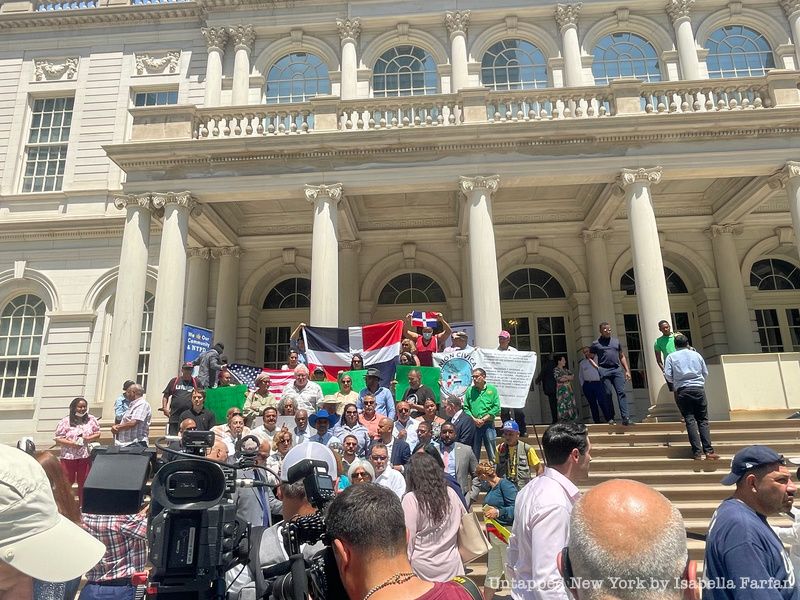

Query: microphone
235;478;273;489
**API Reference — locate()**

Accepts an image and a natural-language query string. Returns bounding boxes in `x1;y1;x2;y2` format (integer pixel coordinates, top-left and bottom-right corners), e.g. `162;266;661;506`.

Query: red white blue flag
303;320;404;383
410;311;439;328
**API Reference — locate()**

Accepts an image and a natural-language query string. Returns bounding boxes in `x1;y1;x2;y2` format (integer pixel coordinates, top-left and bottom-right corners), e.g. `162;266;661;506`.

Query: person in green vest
495;420;543;489
464;367;501;461
654;320;677;392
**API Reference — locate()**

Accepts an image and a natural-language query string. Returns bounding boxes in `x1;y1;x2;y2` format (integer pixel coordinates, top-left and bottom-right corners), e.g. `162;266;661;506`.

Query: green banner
394;365;441;404
318;381;340;397
205;384;247;423
340;369;368;393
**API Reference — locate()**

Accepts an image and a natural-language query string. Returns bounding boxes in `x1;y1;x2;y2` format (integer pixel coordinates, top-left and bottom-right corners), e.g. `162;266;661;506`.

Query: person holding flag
404;311;452;367
477;459;518;600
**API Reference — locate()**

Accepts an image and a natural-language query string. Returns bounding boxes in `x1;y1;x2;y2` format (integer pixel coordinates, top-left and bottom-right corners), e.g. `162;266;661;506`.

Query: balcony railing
128;71;800;144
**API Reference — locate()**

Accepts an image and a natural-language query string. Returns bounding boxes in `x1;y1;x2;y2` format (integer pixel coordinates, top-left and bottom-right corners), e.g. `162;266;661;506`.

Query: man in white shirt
251;406;279;446
280;365;323;413
393;401;419;449
368;442;405;498
508;422;591;600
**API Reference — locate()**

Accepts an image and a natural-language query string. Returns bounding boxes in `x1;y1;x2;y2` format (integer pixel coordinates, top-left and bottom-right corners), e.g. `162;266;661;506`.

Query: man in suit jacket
368;417;411;472
445;395;476;448
235;439;281;528
439;422;480;504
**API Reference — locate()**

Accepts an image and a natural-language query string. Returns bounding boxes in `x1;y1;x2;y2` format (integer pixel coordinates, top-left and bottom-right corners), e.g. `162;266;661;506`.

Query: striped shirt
115;397;151;446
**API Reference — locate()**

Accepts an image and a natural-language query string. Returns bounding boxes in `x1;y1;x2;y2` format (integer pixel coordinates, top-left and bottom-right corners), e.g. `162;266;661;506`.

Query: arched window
378;273;445;304
373;46;438;97
592;32;661;85
263;278;312;309
750;259;800;290
500;269;566;300
137;292;154;390
266;53;331;104
705;25;775;79
481;39;549;90
0;294;45;398
620;267;688;296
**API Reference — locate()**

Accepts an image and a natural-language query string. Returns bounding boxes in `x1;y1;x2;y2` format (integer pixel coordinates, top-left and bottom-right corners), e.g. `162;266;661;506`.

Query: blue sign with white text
183;324;213;364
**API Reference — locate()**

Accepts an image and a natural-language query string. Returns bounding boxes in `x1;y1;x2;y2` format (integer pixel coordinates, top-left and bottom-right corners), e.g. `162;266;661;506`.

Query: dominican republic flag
303;320;404;383
410;311;439;328
228;364;295;398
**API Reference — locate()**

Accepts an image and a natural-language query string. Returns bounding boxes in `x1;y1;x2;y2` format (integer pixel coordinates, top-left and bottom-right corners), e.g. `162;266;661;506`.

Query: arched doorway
258;277;311;368
750;258;800;352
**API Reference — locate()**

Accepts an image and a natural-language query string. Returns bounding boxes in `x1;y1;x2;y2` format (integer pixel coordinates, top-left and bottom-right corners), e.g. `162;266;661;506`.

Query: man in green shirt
464;367;501;461
654;320;677;391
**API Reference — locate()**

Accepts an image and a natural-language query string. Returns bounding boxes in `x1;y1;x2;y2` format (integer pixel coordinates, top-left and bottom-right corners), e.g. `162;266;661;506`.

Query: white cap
280;442;337;483
0;444;106;582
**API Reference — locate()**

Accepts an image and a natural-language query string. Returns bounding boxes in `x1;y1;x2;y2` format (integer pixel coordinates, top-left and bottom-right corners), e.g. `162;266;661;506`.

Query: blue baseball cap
721;445;785;485
502;420;520;432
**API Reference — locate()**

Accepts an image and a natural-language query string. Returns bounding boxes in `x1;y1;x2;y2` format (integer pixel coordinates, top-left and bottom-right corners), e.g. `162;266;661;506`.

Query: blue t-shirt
590;336;623;369
704;498;798;600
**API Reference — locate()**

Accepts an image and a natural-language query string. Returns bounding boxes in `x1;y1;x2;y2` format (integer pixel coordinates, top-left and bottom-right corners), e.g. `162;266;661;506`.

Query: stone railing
127;71;800;143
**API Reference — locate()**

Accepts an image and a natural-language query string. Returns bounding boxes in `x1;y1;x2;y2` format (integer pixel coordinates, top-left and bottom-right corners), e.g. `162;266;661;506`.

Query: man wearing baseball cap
496;420;542;489
0;444;105;598
704;445;798;600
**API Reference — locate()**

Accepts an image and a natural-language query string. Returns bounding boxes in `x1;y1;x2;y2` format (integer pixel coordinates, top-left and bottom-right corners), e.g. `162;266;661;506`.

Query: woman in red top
404;312;452;367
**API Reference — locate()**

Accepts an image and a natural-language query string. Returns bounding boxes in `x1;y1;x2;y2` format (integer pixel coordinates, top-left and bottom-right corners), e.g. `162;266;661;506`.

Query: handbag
457;509;492;563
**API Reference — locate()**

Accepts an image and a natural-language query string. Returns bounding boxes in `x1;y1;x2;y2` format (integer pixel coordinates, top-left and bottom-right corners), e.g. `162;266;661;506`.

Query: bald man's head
567;479;688;599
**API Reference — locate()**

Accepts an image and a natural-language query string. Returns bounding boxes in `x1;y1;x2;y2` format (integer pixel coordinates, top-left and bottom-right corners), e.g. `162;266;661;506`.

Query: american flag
410;311;439;328
228;364;295;398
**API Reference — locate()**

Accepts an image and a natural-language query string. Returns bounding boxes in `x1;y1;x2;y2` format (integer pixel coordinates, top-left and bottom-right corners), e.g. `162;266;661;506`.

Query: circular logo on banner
440;357;474;398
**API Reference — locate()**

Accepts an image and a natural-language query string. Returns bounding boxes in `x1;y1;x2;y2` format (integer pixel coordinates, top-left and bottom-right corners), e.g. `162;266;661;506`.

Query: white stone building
1;0;800;444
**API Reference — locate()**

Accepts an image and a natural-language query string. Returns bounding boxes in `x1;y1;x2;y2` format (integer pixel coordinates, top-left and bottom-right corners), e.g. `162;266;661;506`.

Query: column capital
455;235;469;248
211;246;242;259
707;223;743;238
151;191;202;217
781;0;800;18
201;27;229;53
228;24;255;53
338;239;362;252
444;10;470;37
581;228;611;242
304;183;343;204
618;167;663;188
554;3;582;31
113;192;153;211
665;0;695;24
187;247;211;259
336;17;361;43
458;175;500;197
769;161;800;189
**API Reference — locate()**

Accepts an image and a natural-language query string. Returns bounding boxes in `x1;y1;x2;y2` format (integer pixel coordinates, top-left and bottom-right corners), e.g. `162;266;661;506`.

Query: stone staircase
465;419;800;595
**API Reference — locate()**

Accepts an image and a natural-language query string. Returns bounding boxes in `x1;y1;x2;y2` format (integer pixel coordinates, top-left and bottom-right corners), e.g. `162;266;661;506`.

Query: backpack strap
450;575;484;600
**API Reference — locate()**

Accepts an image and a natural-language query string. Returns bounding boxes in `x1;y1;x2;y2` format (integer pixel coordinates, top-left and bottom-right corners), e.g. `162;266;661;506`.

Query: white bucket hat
0;444;106;582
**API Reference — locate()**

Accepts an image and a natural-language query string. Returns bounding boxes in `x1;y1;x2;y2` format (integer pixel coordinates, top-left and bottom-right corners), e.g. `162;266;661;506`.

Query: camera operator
326;484;477;600
225;443;338;600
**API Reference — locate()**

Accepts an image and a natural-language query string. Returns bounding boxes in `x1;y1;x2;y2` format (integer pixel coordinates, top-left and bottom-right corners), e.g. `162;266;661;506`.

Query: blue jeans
599;367;630;420
582;381;615;423
472;421;497;461
79;583;136;600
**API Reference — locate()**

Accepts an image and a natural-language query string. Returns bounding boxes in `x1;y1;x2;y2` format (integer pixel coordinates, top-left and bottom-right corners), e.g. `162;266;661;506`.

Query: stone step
586;469;731;485
592;441;800;458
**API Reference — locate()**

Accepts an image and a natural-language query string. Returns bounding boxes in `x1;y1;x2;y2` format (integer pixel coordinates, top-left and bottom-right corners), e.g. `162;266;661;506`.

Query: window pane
373;46;437;97
592;32;661;85
500;269;566;300
377;273;446;305
23;96;73;193
750;259;800;291
264;278;312;309
705;25;775;78
0;295;45;398
266;53;331;104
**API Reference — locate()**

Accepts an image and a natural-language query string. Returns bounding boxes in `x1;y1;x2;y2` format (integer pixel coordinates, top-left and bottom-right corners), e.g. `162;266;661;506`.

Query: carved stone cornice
304;183;343;204
458;175;500;197
780;0;800;18
444;10;470;37
211;246;241;259
336;17;361;43
707;223;743;238
113;193;153;211
0;5;202;32
581;228;611;242
618;167;663;188
554;3;582;31
228;24;255;53
150;191;202;217
666;0;694;24
34;57;77;82
135;51;180;76
769;161;800;189
201;27;229;53
187;247;211;259
338;239;362;252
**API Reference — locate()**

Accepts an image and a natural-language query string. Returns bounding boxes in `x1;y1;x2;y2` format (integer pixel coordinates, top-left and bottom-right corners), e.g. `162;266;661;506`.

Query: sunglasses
363;402;376;406
352;472;371;479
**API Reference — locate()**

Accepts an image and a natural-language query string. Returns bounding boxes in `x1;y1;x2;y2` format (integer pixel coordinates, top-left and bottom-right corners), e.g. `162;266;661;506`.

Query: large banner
434;349;537;409
183;324;213;364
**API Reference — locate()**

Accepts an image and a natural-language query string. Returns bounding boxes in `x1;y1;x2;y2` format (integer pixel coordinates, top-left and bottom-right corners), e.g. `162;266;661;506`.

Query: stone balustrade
127;71;800;143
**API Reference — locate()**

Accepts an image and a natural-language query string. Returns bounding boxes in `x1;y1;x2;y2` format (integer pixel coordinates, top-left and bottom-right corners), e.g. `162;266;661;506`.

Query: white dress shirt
507;467;581;600
374;467;406;499
394;418;419;449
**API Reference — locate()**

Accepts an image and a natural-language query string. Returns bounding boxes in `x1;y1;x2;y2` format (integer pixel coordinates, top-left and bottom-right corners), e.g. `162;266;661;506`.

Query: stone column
337;18;361;101
185;248;211;327
229;25;255;106
212;247;241;357
104;194;153;417
581;229;616;328
708;224;757;353
458;176;502;348
666;0;702;80
445;11;470;92
202;27;228;107
555;4;584;87
456;235;472;321
338;240;361;326
304;184;342;327
778;161;800;262
781;1;800;70
148;192;201;404
619;167;677;419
